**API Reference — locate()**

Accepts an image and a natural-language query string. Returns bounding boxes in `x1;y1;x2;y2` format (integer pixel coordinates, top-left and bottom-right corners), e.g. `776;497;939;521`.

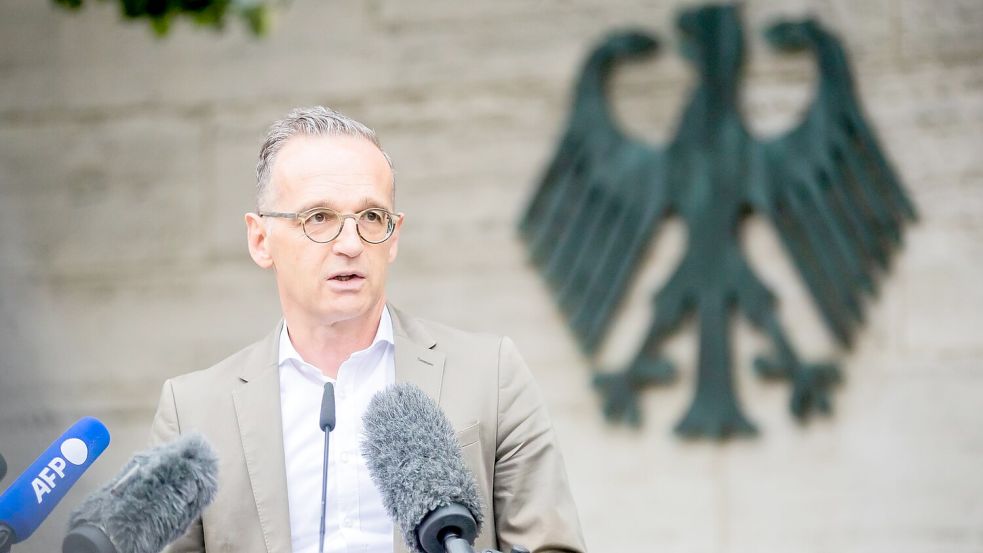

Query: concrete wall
1;0;981;551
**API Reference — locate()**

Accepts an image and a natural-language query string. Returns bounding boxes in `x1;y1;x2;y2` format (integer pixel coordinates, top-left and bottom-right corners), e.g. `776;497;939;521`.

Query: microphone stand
318;382;336;553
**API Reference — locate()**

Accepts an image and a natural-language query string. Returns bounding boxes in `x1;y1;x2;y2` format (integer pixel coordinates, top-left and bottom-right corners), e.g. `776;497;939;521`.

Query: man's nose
331;217;364;256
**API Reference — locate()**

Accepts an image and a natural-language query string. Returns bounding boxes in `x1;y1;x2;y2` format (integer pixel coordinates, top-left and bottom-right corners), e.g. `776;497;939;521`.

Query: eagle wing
520;30;671;354
749;19;917;348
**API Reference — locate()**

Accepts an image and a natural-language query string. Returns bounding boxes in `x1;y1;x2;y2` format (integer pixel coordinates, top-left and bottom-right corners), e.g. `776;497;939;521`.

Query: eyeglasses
258;207;398;244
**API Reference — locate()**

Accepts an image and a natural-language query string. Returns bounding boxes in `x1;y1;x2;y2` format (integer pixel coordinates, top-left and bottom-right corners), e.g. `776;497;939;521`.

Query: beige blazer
150;306;586;553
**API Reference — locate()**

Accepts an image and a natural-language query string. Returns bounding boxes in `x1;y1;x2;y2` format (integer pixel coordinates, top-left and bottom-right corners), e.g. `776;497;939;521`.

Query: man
150;106;586;553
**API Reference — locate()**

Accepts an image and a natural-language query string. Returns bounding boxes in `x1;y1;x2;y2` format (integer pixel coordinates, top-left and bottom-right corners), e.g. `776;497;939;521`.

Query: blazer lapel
391;305;445;405
389;305;446;553
232;322;292;553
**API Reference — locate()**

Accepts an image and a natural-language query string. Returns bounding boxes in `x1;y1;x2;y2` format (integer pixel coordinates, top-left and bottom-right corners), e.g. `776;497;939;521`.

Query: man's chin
318;297;381;325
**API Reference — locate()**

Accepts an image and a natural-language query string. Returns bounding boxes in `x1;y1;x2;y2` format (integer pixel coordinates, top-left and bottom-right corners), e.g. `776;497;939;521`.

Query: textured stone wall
1;0;981;551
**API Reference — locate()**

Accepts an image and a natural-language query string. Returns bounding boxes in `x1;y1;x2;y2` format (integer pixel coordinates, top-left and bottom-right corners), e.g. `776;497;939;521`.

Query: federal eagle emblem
519;4;916;438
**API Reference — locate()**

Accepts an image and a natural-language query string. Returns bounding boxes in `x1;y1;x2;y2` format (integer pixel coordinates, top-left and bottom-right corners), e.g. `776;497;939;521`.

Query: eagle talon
592;356;674;427
592;371;642;426
790;363;841;419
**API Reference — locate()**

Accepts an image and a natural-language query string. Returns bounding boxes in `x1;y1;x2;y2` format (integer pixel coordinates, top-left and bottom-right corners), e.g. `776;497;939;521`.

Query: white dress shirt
278;308;396;553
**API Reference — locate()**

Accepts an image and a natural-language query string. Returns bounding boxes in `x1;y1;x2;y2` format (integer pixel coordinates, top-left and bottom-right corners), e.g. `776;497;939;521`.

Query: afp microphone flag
0;417;111;543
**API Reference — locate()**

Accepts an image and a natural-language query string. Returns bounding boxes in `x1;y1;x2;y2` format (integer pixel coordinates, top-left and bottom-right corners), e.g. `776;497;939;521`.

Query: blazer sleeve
493;337;587;553
150;379;207;553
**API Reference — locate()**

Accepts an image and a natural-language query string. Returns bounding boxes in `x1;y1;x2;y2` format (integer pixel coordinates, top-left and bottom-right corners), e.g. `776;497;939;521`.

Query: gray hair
256;106;395;209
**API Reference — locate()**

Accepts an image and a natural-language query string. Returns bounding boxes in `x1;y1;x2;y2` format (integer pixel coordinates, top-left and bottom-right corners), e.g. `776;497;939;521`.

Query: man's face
245;134;402;328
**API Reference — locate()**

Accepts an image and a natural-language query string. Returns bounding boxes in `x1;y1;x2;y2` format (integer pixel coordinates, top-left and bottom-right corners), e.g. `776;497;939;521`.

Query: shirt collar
278;305;395;368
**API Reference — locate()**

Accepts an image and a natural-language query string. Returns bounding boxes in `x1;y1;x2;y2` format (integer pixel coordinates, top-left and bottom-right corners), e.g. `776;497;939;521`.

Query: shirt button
342;516;353;528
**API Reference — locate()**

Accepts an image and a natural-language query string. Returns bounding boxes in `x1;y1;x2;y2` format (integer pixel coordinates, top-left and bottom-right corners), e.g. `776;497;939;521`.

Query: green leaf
52;0;272;36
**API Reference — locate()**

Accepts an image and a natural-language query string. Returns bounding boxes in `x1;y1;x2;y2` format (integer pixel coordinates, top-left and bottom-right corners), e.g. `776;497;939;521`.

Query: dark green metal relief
519;5;916;439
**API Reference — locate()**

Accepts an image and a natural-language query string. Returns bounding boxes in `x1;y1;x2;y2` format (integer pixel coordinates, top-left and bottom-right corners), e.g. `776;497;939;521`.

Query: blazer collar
237;320;281;383
389;303;446;406
232;321;292;553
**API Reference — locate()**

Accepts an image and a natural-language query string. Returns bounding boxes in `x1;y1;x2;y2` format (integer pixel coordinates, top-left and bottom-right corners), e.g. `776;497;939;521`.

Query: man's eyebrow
295;200;331;212
295;198;392;213
351;197;391;211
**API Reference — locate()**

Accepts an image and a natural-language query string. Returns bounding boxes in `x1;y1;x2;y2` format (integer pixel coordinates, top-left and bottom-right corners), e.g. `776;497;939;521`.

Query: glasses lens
357;209;393;243
302;209;343;242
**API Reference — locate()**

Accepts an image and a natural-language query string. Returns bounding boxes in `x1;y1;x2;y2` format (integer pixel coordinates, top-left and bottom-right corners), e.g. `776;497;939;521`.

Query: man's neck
283;303;385;379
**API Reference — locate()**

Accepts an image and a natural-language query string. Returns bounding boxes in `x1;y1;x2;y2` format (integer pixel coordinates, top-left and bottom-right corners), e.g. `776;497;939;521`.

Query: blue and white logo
60;438;89;465
32;438;89;503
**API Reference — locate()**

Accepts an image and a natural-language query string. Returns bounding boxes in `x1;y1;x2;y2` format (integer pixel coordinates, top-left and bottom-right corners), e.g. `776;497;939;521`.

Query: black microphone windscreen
320;382;336;432
0;452;6;482
66;433;218;553
360;383;483;552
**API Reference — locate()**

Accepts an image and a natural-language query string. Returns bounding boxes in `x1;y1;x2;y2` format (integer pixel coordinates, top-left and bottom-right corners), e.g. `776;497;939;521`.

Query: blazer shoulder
166;325;278;395
396;308;504;353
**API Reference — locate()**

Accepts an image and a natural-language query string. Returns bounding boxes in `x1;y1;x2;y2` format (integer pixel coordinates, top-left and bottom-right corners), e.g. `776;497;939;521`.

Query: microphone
62;432;218;553
320;382;336;432
361;383;484;553
0;452;6;483
317;382;335;553
0;417;111;551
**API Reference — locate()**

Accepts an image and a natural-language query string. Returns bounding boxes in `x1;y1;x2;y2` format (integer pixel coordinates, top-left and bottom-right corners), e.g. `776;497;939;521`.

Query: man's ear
245;212;274;269
387;212;404;263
